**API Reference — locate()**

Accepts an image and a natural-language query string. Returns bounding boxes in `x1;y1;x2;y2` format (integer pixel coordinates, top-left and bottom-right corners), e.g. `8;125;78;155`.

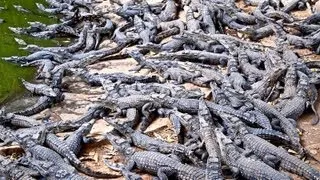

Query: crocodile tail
75;163;121;178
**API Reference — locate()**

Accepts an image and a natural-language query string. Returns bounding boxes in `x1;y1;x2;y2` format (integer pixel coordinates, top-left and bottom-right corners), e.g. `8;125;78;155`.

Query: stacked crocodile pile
1;0;320;179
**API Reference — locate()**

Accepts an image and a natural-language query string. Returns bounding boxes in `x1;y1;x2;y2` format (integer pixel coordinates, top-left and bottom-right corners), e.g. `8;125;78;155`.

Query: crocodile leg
157;167;176;180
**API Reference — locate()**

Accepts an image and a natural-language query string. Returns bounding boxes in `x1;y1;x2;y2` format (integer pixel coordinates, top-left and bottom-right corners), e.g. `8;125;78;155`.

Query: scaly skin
70;68;160;86
104;132;206;180
159;0;178;21
198;99;223;179
14;88;64;116
249;67;286;99
249;97;303;154
153;27;180;43
72;104;111;125
0;155;39;180
185;6;201;32
21;79;57;97
238;51;265;83
216;130;291;180
243;134;320;180
201;6;216;34
21;158;86;180
4;113;41;127
157;50;230;66
0;125;15;146
44;133;121;178
246;127;291;145
280;72;308;120
65;119;96;155
107;119;202;166
158;19;185;33
129;151;206;179
246;110;273;130
281;66;297;100
83;24;97;52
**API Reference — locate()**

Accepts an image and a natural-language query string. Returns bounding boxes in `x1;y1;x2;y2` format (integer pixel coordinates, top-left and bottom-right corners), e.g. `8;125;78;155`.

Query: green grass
0;0;60;104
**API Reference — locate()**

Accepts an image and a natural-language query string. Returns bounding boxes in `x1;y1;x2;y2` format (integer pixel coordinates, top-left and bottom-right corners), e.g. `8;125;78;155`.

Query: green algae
0;0;60;104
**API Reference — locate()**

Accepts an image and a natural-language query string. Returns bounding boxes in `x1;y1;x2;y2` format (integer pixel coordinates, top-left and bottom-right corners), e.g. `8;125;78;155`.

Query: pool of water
0;0;60;104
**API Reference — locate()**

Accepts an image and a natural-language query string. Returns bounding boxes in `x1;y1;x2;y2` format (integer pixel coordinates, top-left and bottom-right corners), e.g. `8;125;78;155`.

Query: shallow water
0;0;60;104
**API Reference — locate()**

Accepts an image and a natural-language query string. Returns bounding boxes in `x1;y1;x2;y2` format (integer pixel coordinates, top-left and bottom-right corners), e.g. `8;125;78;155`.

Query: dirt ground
2;0;320;179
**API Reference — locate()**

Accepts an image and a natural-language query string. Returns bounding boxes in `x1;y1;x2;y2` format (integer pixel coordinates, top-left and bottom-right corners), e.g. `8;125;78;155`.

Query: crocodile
0;155;39;180
137;39;185;53
19;157;86;180
69;68;160;86
104;132;206;180
243;133;320;180
0;111;41;127
198;98;223;179
65;119;96;155
21;79;57;97
14;88;64;116
227;57;251;93
133;15;151;44
248;96;303;155
158;19;185;33
249;66;286;100
155;50;230;66
102;81;203;99
279;71;309;120
129;50;202;84
246;127;291;145
185;6;201;32
106;119;202;166
153;27;180;43
21;59;55;80
83;24;97;52
237;50;265;83
159;0;178;22
44;132;121;178
216;130;292;180
201;6;216;34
